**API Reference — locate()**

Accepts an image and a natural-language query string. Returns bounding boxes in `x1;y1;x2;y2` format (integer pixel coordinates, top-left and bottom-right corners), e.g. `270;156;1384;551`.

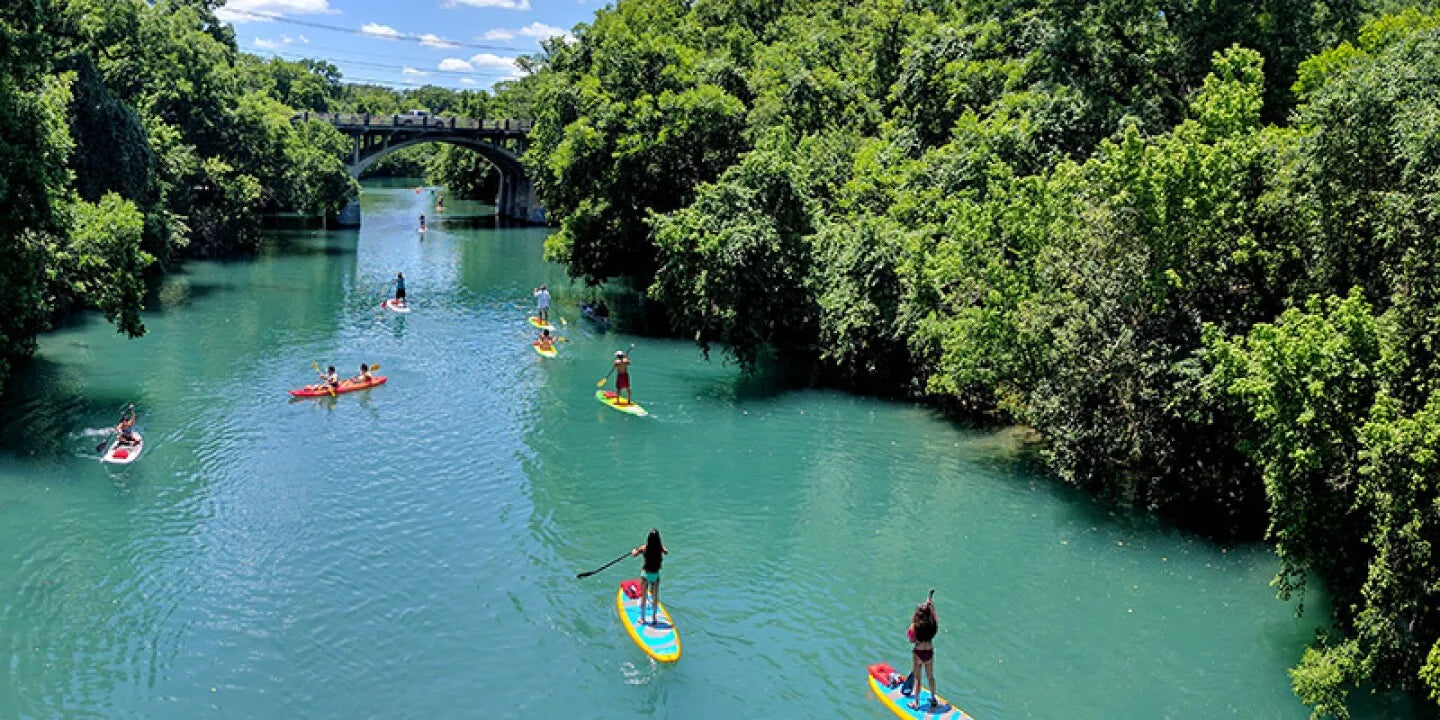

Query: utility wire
223;9;530;53
258;48;520;77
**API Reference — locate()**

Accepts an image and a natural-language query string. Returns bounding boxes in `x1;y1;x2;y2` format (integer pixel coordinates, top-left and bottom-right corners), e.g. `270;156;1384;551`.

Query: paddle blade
596;378;607;388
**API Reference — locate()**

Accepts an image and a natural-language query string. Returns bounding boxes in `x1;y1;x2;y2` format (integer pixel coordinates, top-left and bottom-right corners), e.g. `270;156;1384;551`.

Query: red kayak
288;375;388;397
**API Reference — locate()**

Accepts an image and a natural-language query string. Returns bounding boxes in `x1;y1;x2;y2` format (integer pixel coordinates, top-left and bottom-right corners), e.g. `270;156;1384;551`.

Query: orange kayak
288;375;388;397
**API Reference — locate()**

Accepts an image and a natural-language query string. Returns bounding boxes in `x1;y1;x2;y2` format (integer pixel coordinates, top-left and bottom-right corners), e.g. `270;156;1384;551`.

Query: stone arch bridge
294;112;543;226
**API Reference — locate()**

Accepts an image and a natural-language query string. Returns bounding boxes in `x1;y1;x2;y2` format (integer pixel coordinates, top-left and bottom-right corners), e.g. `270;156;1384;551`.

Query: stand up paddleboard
596;390;647;416
382;299;411;313
616;579;680;662
528;317;555;331
867;663;974;720
101;434;144;465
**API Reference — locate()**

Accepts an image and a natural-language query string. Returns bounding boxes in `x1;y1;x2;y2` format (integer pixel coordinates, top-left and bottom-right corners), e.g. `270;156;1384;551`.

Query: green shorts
642;570;660;584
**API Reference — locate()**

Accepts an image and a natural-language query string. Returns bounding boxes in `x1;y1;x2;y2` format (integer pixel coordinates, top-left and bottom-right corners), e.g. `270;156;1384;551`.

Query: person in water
392;272;407;307
629;529;668;625
115;404;140;446
536;329;555;351
349;363;372;384
905;594;940;710
613;350;632;404
533;284;551;324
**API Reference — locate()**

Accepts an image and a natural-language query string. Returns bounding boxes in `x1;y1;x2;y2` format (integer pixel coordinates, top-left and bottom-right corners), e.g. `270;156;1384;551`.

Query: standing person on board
904;592;940;710
419;213;427;232
391;272;407;308
630;529;668;625
533;284;551;325
612;349;632;404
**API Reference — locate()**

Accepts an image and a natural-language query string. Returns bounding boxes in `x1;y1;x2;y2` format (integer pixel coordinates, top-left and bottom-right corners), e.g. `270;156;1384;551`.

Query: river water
0;180;1415;719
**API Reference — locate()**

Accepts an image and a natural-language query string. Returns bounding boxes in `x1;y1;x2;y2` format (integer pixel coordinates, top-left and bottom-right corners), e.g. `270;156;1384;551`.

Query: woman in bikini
629;528;668;625
907;594;939;710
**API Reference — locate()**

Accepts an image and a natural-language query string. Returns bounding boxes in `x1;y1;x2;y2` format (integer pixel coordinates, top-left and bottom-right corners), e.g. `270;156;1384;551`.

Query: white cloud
482;22;571;43
420;33;459;49
460;78;477;85
297;34;310;43
517;21;567;38
253;34;305;48
444;0;531;10
438;58;474;71
217;0;335;23
403;67;429;76
469;52;524;78
360;23;402;39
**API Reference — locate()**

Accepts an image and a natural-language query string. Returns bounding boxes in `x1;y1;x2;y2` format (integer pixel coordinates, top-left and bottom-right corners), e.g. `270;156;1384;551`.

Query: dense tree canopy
520;0;1440;714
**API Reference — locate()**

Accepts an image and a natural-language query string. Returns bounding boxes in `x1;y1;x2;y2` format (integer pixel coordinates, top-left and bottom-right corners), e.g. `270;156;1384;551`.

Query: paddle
597;343;636;388
576;550;633;579
312;361;336;397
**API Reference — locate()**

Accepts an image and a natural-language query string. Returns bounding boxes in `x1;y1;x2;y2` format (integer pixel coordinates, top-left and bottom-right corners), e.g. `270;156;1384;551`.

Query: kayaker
533;284;551;324
536;329;555;352
612;350;632;404
307;366;340;392
436;195;445;212
904;593;940;710
391;272;407;307
115;404;140;446
629;528;668;625
348;363;372;384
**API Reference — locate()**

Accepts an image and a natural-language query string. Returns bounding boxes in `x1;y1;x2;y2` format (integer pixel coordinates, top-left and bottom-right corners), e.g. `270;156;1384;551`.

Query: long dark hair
912;602;938;643
643;528;664;567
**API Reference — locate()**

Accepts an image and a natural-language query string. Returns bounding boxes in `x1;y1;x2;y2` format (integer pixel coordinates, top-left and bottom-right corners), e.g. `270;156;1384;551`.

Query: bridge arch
295;112;544;225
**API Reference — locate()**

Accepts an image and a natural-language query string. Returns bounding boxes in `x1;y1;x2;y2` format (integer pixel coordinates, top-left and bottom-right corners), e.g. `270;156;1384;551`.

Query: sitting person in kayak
348;363;373;384
613;350;632;404
905;594;940;710
535;329;555;351
391;272;407;307
115;404;140;446
630;528;668;625
307;366;340;392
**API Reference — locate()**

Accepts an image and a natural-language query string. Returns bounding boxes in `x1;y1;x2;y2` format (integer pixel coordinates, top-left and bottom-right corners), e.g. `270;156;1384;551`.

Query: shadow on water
0;356;133;460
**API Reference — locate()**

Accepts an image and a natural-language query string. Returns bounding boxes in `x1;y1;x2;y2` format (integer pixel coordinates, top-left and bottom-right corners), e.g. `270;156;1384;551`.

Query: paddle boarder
612;350;632;404
391;272;407;307
114;404;140;447
419;213;427;232
533;284;551;324
904;592;940;710
629;529;668;625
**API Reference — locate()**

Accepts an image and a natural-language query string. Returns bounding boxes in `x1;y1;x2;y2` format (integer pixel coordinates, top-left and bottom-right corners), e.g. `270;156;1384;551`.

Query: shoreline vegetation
515;1;1440;716
5;0;1440;716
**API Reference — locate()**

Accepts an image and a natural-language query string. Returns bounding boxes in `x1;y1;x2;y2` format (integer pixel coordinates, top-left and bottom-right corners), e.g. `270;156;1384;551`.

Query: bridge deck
295;112;532;134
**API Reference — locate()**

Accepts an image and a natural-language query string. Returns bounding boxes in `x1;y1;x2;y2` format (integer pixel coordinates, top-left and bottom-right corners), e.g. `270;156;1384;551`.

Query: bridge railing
294;111;532;133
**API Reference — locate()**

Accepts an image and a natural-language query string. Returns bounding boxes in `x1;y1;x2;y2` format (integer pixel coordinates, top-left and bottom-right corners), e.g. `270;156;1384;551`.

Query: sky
218;0;600;90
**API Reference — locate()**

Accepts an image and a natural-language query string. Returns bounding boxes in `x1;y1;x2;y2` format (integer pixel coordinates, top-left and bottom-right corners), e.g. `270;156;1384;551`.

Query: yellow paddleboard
596;390;647;416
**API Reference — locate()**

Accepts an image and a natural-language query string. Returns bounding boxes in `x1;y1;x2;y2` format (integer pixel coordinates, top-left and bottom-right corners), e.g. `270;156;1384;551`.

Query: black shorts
396;288;406;299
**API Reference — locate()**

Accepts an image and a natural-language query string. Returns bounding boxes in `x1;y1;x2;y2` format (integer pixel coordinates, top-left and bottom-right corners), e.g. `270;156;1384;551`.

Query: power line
224;9;531;53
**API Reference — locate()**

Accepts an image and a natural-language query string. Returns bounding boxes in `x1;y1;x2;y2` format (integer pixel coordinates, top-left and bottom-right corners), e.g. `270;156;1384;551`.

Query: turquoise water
0;181;1414;718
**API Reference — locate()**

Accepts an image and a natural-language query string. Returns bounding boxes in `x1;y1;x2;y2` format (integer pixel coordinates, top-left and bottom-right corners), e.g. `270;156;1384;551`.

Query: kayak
101;433;144;465
528;316;555;331
866;662;974;720
533;342;557;358
382;299;411;313
616;578;680;662
596;390;647;417
287;375;388;397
